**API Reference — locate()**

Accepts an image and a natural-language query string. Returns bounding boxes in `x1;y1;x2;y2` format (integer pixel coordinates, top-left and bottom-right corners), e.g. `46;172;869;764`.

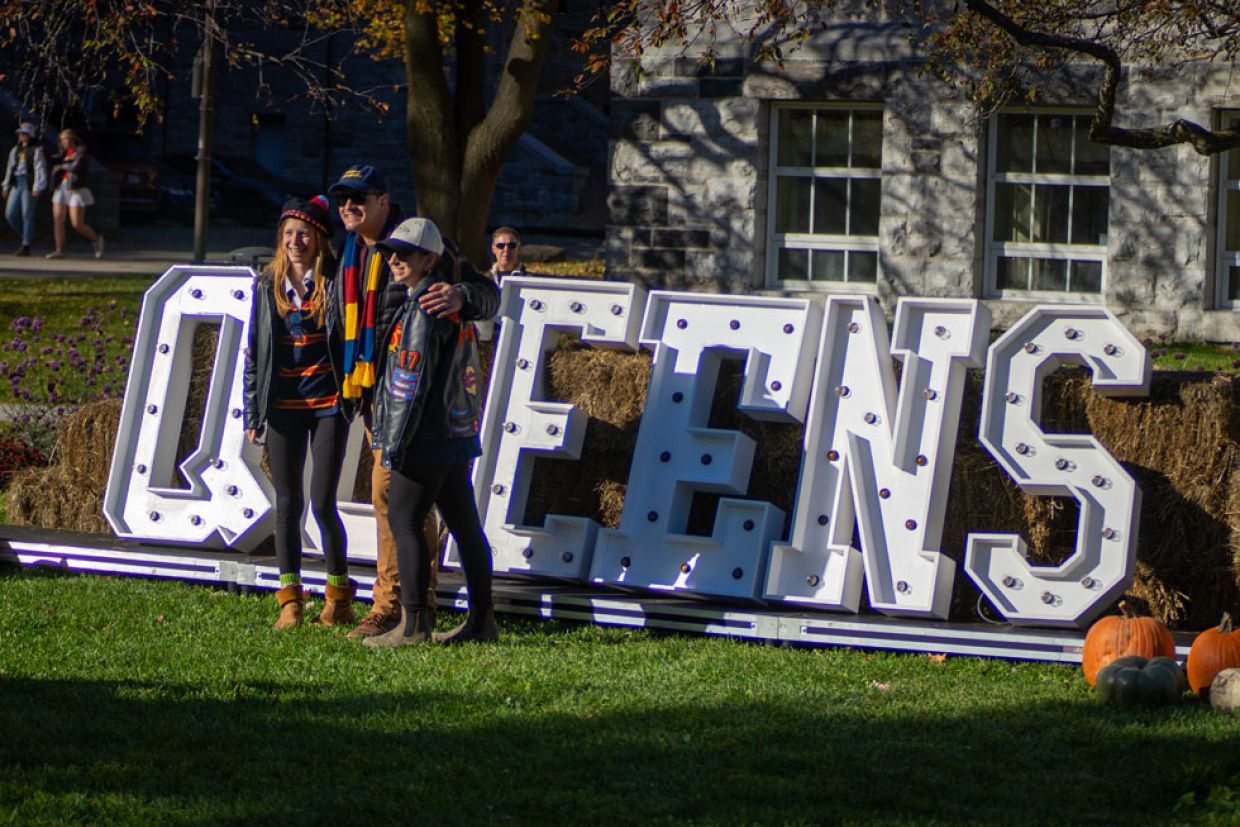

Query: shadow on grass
1;675;1237;825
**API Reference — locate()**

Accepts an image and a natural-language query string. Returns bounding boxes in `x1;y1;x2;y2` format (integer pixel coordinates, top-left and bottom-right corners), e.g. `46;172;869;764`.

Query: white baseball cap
376;217;444;257
15;122;36;137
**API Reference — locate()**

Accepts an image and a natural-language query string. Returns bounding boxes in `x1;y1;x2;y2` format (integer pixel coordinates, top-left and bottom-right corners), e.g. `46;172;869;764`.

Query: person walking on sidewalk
2;122;47;256
326;164;498;641
364;218;497;647
46;129;102;259
244;195;356;629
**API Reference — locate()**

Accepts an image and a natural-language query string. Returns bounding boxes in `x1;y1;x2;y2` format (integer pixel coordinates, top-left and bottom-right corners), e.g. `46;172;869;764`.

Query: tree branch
964;0;1240;154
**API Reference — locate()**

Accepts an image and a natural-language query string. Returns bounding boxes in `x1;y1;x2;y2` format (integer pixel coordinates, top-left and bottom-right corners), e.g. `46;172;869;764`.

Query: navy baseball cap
329;164;388;196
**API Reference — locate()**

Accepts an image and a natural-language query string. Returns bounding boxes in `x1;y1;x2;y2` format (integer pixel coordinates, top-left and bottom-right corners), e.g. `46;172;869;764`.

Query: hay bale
5;464;109;534
53;398;122;490
546;345;651;440
173;325;221;488
939;369;1240;627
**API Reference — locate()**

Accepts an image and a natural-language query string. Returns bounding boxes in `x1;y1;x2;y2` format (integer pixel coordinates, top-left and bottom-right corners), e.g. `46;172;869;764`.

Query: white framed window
986;111;1110;299
1216;112;1240;307
766;104;883;290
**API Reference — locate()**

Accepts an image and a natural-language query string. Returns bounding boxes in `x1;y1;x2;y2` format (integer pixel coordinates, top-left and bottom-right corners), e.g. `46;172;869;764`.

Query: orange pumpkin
1186;612;1240;695
1082;602;1176;686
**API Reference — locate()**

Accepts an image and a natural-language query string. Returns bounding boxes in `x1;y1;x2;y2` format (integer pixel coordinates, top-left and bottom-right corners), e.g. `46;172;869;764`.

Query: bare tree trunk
404;1;460;237
456;0;557;263
403;0;557;264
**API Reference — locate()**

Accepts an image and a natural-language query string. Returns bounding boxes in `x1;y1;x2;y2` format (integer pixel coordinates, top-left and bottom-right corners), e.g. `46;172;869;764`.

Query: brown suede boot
433;606;499;645
316;580;357;626
346;606;403;640
362;607;435;648
273;584;305;629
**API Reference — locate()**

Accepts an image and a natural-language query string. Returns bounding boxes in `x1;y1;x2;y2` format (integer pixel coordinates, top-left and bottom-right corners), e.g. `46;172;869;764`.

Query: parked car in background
154;159;220;223
159;153;317;226
94;131;161;214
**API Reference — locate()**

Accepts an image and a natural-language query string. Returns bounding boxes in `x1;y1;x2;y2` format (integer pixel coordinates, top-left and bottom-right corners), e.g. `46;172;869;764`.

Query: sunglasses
493;241;519;250
336;190;383;207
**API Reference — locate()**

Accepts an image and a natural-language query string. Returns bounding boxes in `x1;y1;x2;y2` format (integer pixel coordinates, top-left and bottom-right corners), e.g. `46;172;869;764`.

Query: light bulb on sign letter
763;297;990;620
443;277;646;579
103;266;273;549
965;306;1150;627
588;292;822;600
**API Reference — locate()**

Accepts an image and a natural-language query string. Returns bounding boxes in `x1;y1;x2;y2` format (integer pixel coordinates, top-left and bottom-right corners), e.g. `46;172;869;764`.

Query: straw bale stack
5;398;123;533
51;397;123;491
521;345;651;527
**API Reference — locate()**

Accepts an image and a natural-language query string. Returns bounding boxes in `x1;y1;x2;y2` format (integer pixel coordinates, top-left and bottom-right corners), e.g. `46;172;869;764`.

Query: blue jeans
4;180;35;245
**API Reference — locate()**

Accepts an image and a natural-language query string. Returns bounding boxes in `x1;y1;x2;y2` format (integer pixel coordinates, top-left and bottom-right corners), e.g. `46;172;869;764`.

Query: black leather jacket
243;273;350;431
372;275;486;470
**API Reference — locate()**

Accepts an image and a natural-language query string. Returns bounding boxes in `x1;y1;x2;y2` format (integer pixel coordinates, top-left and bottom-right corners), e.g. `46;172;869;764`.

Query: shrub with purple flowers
0;306;138;456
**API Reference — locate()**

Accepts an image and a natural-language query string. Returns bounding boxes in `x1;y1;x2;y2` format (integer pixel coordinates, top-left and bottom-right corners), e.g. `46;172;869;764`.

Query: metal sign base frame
0;525;1191;662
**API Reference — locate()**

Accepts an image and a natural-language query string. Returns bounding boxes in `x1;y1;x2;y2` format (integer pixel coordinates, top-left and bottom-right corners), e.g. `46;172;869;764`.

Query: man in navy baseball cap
329;164;387;197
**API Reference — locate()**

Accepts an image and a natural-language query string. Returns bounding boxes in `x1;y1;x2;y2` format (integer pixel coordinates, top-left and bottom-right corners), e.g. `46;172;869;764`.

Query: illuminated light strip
0;529;1193;662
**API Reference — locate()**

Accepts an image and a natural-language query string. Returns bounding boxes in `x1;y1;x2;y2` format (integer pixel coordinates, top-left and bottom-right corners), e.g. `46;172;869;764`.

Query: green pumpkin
1147;656;1190;695
1096;655;1185;706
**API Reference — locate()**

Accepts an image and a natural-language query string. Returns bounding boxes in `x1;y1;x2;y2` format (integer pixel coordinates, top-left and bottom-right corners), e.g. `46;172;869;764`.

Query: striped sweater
271;283;340;417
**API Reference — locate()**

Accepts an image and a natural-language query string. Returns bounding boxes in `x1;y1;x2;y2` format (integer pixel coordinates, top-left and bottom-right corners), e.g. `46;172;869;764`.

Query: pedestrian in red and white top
46;129;102;260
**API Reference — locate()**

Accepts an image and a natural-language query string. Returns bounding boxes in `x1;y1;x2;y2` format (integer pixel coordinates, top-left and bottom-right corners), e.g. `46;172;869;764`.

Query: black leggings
388;460;491;613
266;412;350;578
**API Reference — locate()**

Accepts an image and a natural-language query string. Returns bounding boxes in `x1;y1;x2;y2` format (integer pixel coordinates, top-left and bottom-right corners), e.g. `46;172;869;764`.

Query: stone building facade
604;18;1240;340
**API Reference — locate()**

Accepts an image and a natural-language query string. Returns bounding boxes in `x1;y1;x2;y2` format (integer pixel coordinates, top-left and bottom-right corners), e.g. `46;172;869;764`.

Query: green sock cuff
327;573;351;588
279;573;301;587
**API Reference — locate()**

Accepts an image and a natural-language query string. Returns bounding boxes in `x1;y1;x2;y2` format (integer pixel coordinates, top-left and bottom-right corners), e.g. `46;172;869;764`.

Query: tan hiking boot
274;584;305;629
363;608;435;648
316;580;357;626
433;606;499;645
345;607;402;640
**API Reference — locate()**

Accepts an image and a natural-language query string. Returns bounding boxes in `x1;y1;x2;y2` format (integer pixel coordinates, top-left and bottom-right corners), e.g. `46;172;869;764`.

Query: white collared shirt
283;270;315;308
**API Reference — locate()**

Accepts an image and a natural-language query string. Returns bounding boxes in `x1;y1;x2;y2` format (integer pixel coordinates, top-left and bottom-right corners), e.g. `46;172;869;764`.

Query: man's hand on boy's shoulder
418;282;464;318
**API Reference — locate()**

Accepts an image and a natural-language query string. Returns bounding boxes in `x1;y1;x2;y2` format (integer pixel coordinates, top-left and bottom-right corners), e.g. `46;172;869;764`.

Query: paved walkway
0;226;603;280
0;226;274;279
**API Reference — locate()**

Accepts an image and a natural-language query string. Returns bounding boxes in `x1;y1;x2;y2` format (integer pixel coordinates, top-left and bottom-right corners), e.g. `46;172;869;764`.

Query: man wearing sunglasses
489;226;528;283
326;164;499;640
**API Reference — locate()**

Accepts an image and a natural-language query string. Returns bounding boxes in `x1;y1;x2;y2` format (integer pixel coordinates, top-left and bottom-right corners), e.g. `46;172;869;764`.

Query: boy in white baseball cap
375;216;444;258
365;215;498;647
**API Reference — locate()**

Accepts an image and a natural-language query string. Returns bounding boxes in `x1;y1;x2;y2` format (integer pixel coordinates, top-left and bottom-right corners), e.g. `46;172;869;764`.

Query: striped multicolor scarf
339;231;385;398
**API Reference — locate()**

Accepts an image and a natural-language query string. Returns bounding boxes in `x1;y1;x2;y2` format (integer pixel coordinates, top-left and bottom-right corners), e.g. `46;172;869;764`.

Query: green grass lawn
1;565;1237;825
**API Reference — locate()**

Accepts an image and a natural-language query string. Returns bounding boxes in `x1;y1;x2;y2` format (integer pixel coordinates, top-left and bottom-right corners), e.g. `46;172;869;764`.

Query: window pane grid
1222;113;1240;305
990;111;1109;296
770;104;883;287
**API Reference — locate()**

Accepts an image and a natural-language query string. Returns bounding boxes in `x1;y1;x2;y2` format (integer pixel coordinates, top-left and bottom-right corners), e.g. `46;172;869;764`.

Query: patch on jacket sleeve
387;322;403;353
389;366;420;400
463;365;478;395
449;406;478;437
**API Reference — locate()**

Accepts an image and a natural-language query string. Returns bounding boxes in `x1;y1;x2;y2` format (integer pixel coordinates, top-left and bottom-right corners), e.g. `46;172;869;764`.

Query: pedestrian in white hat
2;123;47;256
